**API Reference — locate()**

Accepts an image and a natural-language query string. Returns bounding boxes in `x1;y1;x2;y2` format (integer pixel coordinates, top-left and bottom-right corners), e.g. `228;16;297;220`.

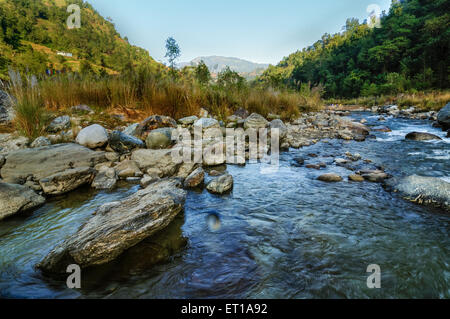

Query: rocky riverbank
0;101;449;274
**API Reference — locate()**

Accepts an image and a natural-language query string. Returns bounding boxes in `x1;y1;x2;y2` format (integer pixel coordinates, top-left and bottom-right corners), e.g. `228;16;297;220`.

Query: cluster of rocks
372;102;450;137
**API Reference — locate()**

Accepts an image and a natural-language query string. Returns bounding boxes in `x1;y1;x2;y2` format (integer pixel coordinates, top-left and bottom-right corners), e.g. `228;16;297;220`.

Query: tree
165;37;180;75
194;60;211;85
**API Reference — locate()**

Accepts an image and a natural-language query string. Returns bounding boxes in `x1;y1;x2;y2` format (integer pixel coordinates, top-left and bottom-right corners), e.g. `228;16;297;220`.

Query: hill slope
259;0;449;98
0;0;161;79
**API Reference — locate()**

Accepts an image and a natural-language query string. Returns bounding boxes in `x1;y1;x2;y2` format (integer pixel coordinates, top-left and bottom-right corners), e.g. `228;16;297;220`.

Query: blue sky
88;0;392;65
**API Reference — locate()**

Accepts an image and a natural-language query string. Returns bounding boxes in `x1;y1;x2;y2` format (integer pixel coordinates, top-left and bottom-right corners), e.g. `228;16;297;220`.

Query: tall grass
7;70;48;139
5;68;324;136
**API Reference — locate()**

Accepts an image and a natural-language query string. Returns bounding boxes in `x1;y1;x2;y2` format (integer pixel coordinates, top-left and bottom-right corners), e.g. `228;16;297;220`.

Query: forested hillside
259;0;449;98
0;0;161;80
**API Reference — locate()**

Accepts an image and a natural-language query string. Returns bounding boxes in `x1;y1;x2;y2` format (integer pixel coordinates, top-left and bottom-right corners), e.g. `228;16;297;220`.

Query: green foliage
194;60;211;85
260;0;450;98
0;0;161;79
217;67;245;90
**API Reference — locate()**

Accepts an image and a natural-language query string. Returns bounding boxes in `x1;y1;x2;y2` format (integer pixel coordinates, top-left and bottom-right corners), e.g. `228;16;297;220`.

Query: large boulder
108;130;144;154
131;149;181;177
136;115;177;138
145;128;175;149
37;179;187;273
405;132;442;141
244;113;269;130
385;175;450;210
207;173;233;194
0;133;29;154
76;124;108;149
437;103;450;130
0;143;106;186
47;116;71;133
0;182;45;221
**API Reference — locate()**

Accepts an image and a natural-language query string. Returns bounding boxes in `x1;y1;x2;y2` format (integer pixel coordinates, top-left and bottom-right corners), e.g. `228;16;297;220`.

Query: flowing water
0;112;449;299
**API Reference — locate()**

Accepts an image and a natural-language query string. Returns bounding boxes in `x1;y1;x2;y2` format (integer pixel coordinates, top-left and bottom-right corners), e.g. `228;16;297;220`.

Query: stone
178;116;198;125
176;162;197;180
31;136;51;148
145;128;175;149
405;132;442;141
0;154;5;169
39;167;94;195
293;157;304;166
244;113;269;130
317;173;343;182
136;115;177;138
108;130;145;154
37;179;187;273
203;142;226;166
71;104;93;113
114;160;143;179
349;174;364;182
184;167;204;188
105;152;119;162
91;167;117;190
0;182;45;221
0;134;29;154
76;124;108;149
47;116;71;133
140;174;160;188
269;119;287;139
122;123;140;137
0;89;13;124
372;126;392;132
385;175;450;210
0;143;106;185
360;170;389;183
234;108;249;119
207;174;233;194
131;149;180;178
437;103;450;130
193;118;220;131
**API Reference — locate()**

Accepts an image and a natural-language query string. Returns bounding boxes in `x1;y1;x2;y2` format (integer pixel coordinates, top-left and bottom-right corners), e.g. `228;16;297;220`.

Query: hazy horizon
87;0;392;65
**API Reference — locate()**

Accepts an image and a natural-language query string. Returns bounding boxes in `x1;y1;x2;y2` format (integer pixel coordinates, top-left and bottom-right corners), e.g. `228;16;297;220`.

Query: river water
0;112;449;299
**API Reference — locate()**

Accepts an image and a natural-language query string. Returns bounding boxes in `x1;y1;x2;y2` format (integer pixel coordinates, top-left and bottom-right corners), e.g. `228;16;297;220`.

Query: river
0;112;448;299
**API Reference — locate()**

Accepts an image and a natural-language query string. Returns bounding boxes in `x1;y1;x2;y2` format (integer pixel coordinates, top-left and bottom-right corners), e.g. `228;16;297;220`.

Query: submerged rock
437;103;450;130
317;173;343;182
348;174;364;182
405;132;442;141
76;124;108;149
37;179;187;273
0;182;45;221
385;175;450;210
207;173;233;194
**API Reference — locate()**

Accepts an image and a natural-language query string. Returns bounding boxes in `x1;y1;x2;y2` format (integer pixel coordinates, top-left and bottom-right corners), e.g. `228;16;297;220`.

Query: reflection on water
0;113;449;299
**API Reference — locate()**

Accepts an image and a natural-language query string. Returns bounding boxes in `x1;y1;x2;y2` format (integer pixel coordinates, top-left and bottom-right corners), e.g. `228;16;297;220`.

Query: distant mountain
179;56;269;79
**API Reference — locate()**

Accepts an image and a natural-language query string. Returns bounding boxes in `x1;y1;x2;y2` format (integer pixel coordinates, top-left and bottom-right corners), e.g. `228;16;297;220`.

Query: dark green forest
259;0;449;98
